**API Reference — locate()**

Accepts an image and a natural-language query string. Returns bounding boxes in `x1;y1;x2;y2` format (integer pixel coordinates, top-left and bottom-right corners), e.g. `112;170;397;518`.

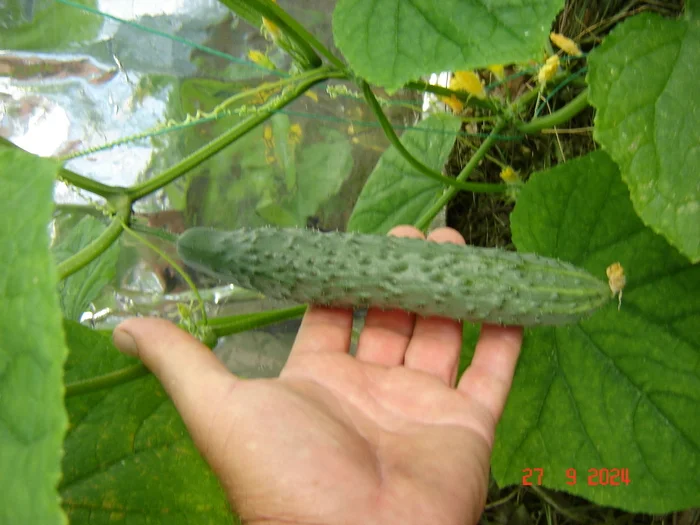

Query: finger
404;228;465;385
457;324;523;421
288;306;354;358
355;225;424;366
112;317;235;448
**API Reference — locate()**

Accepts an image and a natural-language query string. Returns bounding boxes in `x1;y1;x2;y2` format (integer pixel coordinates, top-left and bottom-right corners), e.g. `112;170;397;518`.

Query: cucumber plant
1;0;697;523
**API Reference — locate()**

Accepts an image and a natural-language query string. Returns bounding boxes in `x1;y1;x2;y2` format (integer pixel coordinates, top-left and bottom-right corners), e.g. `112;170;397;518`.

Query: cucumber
177;227;611;326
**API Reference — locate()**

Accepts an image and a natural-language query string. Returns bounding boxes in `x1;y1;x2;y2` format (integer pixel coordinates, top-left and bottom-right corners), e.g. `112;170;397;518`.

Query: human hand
113;226;523;525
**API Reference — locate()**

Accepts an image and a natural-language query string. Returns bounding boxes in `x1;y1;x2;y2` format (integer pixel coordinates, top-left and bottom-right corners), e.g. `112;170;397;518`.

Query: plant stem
58;167;125;198
414;119;508;232
57;198;132;280
248;0;346;70
64;305;308;397
405;80;497;112
122;222;208;324
517;89;589;134
127;66;344;201
512;83;542;113
54;203;108;218
248;0;321;69
209;304;307;338
361;82;505;194
65;363;150;398
0;136;122;199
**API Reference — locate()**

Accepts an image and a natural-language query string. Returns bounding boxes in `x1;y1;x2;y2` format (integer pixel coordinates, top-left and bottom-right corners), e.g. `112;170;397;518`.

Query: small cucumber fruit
177;227;611;326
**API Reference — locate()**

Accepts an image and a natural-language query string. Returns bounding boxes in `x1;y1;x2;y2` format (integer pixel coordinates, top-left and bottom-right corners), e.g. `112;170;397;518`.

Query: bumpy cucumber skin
177;227;611;326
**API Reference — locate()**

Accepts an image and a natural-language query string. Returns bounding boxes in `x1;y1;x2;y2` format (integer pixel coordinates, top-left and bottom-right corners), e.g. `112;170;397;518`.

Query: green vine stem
208;304;307;338
58;167;126;198
57;197;132;280
361;81;506;194
128;66;344;201
62;74;313;162
247;0;346;71
65;363;149;398
404;80;498;112
414;119;508;232
0;136;123;199
65;305;308;397
517;89;589;134
121;222;208;324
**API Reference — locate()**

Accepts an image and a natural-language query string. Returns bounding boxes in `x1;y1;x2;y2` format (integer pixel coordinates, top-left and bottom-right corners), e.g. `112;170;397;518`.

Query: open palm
113;226;523;525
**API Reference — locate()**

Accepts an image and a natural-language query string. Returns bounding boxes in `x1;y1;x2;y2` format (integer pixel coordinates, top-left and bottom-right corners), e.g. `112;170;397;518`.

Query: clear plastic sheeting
1;0;423;376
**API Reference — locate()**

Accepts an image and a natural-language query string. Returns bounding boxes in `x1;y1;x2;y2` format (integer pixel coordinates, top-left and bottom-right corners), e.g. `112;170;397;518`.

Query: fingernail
113;328;138;357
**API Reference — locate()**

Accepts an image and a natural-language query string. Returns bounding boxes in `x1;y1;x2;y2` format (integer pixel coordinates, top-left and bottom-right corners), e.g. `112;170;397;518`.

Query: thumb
113;318;236;444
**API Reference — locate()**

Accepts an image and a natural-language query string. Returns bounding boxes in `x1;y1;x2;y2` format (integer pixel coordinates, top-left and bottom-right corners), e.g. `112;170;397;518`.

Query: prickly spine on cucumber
177;227;611;326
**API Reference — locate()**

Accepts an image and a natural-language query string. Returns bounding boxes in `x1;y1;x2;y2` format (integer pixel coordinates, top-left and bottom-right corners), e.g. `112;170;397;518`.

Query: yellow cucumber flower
549;32;582;56
499;166;520;184
450;70;486;99
537;55;560;85
248;50;276;70
440;70;485;112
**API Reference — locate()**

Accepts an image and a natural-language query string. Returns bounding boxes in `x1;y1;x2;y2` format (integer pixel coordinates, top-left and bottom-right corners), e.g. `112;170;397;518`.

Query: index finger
457;324;523;422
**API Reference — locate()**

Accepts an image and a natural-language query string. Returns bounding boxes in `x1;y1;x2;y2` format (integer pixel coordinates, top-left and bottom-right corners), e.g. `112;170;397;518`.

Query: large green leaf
588;13;700;263
53;216;120;321
0;146;67;524
61;321;234;524
347;113;461;234
493;151;700;512
0;0;102;51
333;0;564;91
291;128;353;222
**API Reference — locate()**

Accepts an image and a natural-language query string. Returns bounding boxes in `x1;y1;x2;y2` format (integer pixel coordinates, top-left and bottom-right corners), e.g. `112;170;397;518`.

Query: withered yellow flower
537;55;560;85
288;123;303;145
606;262;627;310
550;32;582;56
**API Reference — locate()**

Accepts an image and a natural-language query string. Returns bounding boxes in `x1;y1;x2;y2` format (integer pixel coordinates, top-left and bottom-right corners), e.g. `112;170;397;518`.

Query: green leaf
60;321;234;523
0;145;67;524
217;0;264;29
458;322;482;378
0;0;102;51
291;128;353;223
256;198;301;227
332;0;564;91
53;216;119;321
495;151;700;512
588;13;700;263
347;113;461;234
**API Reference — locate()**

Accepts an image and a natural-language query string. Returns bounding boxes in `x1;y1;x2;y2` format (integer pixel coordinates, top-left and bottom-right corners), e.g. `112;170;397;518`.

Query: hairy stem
414;119;508;232
64;305;308;397
65;363;150;398
58;167;126;198
57;197;132;280
517;89;589;134
127;66;344;201
209;304;307;338
361;82;505;194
